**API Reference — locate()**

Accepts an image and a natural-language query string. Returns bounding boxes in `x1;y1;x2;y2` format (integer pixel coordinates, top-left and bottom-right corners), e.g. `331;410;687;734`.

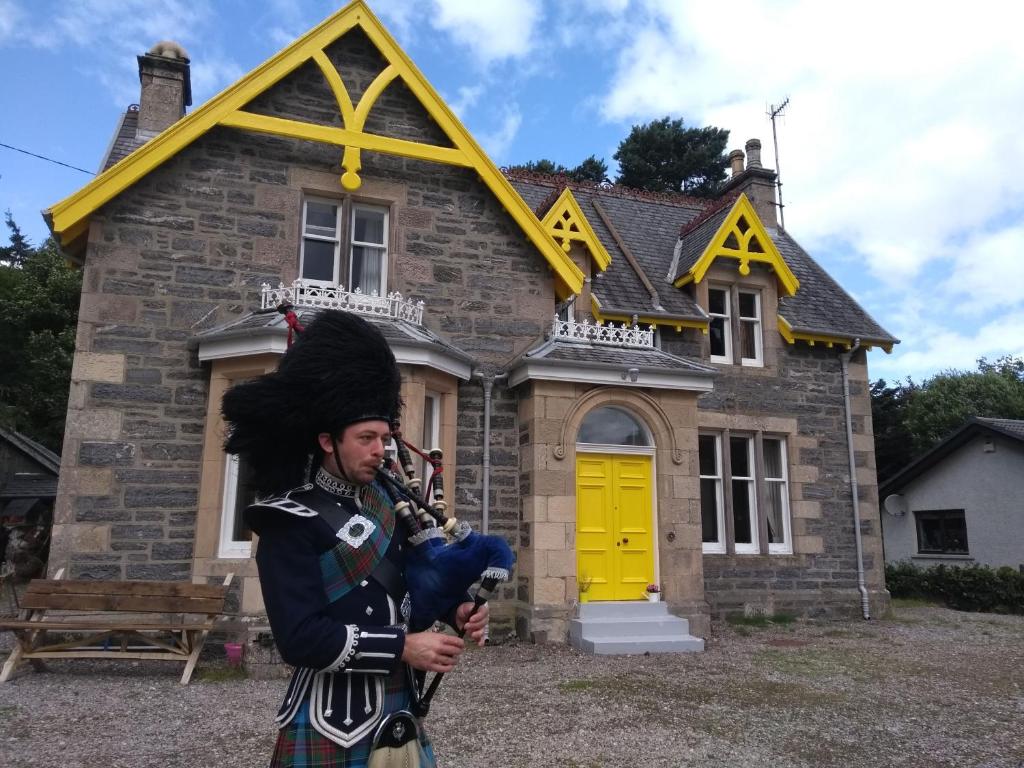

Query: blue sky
2;0;1022;385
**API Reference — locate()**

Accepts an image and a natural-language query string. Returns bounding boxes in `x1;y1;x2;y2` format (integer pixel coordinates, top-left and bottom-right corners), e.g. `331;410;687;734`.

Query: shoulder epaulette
253;484;318;517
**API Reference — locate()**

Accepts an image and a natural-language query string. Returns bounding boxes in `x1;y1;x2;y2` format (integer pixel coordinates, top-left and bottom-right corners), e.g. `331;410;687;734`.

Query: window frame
348;203;390;296
738;289;764;367
914;509;969;555
699;433;726;554
762;436;792;554
730;434;759;554
299;196;344;286
218;452;255;559
708;285;732;364
699;429;792;556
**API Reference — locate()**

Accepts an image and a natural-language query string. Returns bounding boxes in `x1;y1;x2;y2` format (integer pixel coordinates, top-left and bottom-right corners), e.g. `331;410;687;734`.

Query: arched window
577;406;650;447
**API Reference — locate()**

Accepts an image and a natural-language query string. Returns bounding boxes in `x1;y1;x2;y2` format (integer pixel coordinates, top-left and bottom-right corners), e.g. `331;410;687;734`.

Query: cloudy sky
1;0;1021;384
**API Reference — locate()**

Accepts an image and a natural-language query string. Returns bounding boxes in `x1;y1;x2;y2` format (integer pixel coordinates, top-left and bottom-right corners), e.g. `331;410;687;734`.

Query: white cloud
0;0;24;43
430;0;543;65
447;84;484;119
594;0;1024;380
475;105;522;162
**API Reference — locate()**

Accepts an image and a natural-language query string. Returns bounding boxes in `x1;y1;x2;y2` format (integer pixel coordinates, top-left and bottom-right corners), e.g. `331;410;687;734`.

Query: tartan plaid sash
319;481;396;604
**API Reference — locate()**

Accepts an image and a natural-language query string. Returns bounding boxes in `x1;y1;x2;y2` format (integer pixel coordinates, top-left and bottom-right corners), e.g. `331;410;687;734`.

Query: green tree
506;156;608;184
0;217;82;451
904;356;1024;453
613;117;729;197
870;377;917;483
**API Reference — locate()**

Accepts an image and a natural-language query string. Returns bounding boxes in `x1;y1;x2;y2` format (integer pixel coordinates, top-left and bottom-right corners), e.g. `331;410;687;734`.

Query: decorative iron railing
552;316;655;348
260;280;425;325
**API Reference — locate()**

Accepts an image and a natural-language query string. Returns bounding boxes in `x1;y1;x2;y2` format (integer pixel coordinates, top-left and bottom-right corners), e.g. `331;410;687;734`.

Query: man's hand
401;631;465;673
455;602;489;646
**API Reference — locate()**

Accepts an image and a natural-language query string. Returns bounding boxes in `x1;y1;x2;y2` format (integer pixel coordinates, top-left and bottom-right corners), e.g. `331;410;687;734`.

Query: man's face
320;420;390;485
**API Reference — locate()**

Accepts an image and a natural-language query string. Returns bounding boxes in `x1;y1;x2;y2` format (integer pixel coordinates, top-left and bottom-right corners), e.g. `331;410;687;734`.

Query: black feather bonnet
221;310;402;497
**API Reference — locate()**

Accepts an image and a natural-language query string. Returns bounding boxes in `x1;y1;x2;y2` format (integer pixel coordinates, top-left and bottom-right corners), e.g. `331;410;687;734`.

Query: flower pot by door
646;593;660;602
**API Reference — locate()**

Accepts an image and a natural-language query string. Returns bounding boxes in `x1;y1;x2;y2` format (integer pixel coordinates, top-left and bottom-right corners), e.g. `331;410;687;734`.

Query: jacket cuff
322;625;405;674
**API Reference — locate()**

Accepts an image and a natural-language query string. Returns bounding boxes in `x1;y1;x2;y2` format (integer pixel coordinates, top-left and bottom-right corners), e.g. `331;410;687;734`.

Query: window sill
912;554;973;561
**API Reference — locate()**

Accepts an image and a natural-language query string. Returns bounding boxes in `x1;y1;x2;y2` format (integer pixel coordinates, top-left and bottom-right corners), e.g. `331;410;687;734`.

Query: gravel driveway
1;602;1022;768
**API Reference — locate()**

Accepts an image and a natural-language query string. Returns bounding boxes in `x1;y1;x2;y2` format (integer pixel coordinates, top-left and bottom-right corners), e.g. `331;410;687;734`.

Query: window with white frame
699;434;725;553
738;290;763;366
300;198;343;284
350;204;388;296
730;436;759;553
708;287;731;363
699;431;792;555
421;391;441;500
762;437;792;553
300;197;389;295
219;453;257;558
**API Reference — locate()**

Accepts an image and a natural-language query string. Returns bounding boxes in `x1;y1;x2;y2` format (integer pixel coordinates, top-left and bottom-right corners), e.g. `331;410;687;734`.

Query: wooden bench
0;570;233;685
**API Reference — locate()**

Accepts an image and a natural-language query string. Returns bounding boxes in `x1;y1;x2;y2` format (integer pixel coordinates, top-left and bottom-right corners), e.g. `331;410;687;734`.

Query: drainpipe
840;339;870;620
472;372;508;534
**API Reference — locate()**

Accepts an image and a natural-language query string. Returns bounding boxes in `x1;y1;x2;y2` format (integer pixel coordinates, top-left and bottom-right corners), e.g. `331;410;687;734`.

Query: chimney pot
729;149;745;178
745;138;762;168
136;40;192;137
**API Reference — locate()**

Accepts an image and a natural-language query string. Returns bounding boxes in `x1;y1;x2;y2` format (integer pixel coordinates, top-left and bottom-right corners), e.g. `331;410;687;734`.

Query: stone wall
51;27;554;588
662;322;888;618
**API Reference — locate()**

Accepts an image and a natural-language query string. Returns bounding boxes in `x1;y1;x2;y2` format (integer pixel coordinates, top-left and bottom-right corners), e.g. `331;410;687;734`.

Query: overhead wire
0;141;95;176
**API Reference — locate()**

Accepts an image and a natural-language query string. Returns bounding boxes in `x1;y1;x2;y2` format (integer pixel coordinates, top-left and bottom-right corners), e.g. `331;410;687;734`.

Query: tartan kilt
270;679;436;768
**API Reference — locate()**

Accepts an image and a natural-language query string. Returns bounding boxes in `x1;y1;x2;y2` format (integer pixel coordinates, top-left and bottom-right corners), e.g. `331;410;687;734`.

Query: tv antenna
767;97;789;229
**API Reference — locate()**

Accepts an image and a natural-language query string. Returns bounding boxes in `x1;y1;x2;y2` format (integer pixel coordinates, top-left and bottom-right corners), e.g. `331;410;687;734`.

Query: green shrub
885;562;1024;614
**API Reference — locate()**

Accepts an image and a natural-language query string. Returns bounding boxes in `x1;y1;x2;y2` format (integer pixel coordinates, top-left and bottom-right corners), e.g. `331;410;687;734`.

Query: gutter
840;339;870;619
471;372;508;534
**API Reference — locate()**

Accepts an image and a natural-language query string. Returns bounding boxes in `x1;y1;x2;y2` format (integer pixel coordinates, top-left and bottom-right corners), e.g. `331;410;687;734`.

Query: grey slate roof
516;337;716;376
0;427;61;475
773;230;896;345
975;417;1024;441
192;308;477;367
510;179;708;321
879;417;1024;497
100;106;146;172
507;174;896;346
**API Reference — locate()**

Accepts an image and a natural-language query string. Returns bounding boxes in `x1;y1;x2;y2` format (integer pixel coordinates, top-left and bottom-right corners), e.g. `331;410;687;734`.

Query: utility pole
767;98;789;229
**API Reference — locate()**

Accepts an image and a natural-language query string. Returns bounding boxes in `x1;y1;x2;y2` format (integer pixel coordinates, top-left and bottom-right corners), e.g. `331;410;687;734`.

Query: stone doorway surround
515;382;709;643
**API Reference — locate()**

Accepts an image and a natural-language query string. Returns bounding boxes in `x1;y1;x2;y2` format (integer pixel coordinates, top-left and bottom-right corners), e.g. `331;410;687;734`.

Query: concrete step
575;633;706;655
569;600;704;655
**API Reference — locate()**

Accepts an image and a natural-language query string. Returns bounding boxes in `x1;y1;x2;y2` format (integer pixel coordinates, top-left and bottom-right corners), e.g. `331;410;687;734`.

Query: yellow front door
576;453;654;601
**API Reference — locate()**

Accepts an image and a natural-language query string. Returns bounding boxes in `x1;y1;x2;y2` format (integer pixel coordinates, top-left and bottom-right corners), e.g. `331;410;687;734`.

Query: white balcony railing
261;280;425;325
552;316;655;348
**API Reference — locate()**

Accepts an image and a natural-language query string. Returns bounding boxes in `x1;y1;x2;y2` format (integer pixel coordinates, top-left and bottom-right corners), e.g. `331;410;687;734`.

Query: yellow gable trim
673;193;799;296
540;188;611;271
778;316;893;353
45;1;584;293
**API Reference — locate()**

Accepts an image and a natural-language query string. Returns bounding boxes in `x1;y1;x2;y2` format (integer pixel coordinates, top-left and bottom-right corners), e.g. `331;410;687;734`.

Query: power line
0;141;95;176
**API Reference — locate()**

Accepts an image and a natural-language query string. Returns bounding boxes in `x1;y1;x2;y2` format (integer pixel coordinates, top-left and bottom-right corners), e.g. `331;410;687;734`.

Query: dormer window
300;197;389;294
708;286;731;363
706;285;763;367
738;290;763;366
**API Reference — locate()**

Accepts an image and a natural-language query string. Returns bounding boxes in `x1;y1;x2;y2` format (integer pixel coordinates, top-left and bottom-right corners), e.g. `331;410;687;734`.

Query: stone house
879;418;1024;570
43;1;897;644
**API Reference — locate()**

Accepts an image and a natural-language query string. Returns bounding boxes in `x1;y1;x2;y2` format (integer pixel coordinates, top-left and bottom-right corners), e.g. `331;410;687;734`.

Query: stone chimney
136;41;192;138
745;138;762;168
729;149;745;178
719;137;778;227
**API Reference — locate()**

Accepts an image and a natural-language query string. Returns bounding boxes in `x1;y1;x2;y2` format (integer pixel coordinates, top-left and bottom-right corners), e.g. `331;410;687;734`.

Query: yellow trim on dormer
45;1;583;294
540;188;611;272
777;316;893;353
591;299;709;334
674;194;799;296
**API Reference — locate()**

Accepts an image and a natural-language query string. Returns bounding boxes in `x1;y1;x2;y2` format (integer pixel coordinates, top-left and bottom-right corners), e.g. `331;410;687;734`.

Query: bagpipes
378;421;514;716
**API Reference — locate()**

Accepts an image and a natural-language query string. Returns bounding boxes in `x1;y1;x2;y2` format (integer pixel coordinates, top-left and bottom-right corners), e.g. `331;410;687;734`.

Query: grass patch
890;597;942;610
727;613;796;628
558;679;599;693
195;665;248;682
